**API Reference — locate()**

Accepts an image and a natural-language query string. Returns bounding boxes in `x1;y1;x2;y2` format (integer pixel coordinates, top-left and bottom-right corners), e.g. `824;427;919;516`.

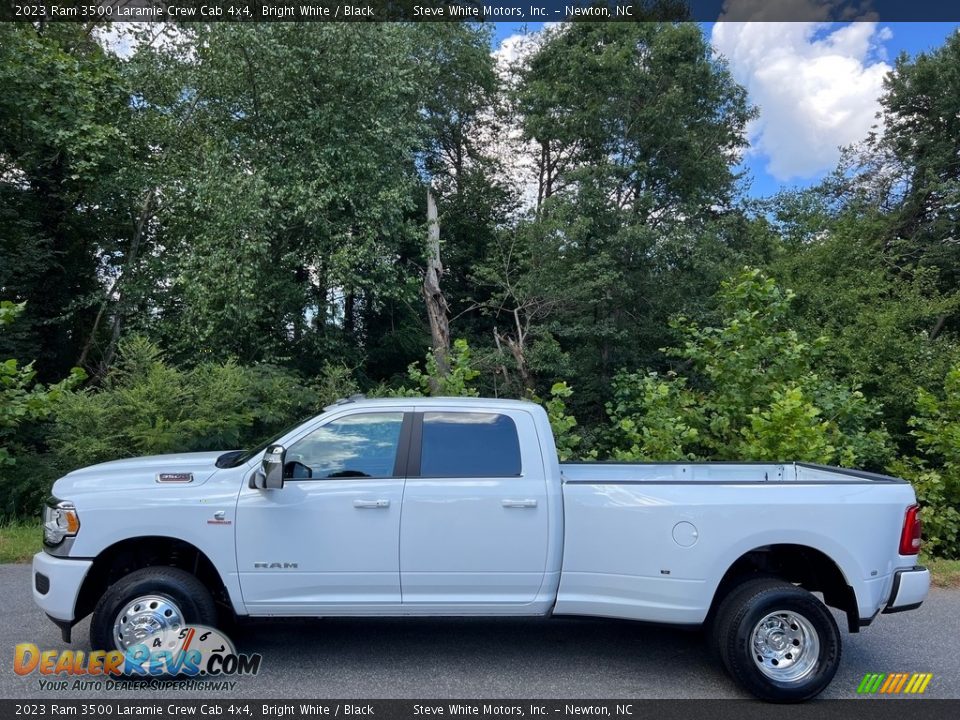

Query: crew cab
33;396;929;701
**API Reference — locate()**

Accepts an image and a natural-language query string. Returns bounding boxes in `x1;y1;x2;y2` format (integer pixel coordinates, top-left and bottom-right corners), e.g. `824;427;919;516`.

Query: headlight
43;498;80;546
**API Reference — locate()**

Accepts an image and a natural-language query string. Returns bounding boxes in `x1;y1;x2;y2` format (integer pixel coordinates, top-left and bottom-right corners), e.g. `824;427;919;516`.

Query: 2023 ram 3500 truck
34;397;929;701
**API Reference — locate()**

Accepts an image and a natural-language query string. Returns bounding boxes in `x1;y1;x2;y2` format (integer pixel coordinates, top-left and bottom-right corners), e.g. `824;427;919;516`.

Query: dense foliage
603;270;891;466
0;302;84;467
1;23;959;555
890;369;960;558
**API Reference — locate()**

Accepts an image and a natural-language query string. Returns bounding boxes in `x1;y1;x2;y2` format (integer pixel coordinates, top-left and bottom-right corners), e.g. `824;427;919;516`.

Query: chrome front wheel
112;594;184;651
90;566;217;654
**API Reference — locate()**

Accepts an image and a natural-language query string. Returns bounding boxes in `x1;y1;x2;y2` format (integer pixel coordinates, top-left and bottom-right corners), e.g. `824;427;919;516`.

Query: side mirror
260;444;286;490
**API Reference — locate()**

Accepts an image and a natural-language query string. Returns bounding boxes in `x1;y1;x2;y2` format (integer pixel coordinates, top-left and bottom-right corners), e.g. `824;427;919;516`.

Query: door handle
501;499;537;508
354;499;390;509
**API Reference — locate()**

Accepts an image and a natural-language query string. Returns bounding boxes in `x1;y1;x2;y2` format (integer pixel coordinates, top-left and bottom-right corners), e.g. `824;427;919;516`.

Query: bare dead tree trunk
512;307;533;391
79;187;156;376
929;313;949;341
544;141;553;201
494;322;532;394
422;187;450;393
344;292;356;337
537;142;547;211
492;329;511;394
76;299;108;369
94;188;156;378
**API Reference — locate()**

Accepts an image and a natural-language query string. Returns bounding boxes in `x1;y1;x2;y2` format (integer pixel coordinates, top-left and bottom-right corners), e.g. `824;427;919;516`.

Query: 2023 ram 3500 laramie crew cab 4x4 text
34;396;929;701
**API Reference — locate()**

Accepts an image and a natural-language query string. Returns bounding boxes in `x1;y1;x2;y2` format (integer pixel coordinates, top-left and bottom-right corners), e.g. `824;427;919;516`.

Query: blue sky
492;22;960;199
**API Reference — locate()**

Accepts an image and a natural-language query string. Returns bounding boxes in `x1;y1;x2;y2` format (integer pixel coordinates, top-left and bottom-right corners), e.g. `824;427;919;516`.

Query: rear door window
420;412;521;477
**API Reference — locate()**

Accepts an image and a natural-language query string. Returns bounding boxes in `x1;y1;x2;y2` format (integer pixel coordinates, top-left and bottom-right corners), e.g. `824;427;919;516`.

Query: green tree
471;221;573;397
760;33;960;454
880;32;960;292
0;302;85;519
0;302;85;466
398;338;481;398
512;22;757;413
0;23;134;380
810;32;960;325
605;270;891;467
49;337;348;470
517;23;751;216
112;24;428;374
890;367;960;558
529;381;590;461
767;189;960;448
606;371;702;461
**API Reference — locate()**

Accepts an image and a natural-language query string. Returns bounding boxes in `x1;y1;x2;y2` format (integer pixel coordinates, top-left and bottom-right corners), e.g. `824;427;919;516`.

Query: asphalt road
1;564;957;700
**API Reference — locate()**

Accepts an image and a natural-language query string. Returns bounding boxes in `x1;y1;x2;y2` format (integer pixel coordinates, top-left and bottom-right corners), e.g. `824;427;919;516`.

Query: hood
52;451;234;497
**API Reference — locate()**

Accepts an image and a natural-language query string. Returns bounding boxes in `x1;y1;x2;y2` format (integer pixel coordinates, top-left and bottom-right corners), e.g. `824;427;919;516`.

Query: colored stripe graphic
858;673;932;694
880;674;898;693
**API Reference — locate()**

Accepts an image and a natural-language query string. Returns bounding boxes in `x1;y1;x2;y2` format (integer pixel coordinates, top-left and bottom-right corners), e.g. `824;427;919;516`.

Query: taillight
899;504;922;556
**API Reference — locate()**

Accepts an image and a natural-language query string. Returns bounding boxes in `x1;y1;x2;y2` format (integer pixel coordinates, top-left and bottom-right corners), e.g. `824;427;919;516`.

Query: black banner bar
3;0;960;23
3;700;960;720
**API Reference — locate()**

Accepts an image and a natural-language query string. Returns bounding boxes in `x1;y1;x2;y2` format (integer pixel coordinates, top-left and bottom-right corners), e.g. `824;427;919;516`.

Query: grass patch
923;554;960;589
0;521;41;564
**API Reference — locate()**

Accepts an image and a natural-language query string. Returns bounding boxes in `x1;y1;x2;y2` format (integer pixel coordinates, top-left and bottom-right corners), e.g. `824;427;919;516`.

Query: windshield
215;415;314;469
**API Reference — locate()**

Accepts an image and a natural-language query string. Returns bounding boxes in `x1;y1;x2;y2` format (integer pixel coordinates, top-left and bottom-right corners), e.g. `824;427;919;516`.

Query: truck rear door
399;407;549;606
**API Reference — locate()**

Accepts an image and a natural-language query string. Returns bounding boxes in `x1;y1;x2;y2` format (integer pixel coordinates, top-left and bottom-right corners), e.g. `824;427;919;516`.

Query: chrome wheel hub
750;610;820;682
113;595;184;651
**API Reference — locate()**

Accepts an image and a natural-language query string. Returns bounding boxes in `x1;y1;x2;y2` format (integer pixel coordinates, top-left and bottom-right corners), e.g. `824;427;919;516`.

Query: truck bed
554;460;915;626
559;461;907;485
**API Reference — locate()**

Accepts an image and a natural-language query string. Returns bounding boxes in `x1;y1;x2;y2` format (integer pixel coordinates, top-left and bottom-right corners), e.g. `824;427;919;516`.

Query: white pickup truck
34;396;929;701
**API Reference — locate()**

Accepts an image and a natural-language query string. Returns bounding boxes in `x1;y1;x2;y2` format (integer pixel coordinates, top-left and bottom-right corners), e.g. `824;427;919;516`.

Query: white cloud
711;21;892;181
492;22;562;76
492;31;537;70
489;26;563;212
95;24;138;58
95;23;189;60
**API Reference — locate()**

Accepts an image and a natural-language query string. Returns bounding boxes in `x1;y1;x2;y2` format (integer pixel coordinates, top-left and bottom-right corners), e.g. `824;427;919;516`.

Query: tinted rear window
420;412;522;477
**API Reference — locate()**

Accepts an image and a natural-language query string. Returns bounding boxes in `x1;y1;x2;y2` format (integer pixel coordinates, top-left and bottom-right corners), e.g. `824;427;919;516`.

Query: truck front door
236;409;411;613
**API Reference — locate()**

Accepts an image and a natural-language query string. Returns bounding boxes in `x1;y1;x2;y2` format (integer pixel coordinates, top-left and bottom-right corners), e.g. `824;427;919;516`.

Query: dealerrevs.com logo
14;625;261;690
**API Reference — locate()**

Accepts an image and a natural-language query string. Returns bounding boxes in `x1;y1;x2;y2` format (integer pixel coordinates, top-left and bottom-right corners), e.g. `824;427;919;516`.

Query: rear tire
90;566;217;652
707;574;778;666
713;577;841;702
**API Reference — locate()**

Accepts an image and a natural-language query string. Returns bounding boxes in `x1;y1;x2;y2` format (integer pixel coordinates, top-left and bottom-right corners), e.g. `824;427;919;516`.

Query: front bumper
882;565;930;614
32;551;93;624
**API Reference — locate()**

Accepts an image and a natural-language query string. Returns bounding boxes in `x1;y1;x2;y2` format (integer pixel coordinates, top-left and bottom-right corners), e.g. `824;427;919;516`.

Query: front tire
714;578;841;702
90;566;217;652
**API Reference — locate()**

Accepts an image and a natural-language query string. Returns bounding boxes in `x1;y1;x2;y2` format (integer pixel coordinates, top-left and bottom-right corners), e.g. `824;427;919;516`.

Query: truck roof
324;395;540;412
